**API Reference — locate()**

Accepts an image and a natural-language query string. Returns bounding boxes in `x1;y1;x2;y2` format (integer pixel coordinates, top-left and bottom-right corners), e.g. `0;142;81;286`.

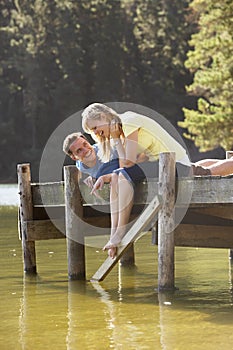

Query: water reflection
228;260;233;304
90;282;116;348
2;205;233;350
19;275;39;349
158;292;175;350
18;275;68;350
66;281;88;349
15;260;233;350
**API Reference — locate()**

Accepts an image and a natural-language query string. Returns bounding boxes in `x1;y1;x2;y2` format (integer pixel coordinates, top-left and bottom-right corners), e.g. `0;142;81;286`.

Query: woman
81;103;191;258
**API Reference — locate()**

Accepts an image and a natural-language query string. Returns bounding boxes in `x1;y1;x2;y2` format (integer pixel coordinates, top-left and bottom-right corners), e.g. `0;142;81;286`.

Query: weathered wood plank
22;219;65;241
191;205;233;220
179;176;233;205
181;209;233;226
31;182;64;206
31;175;233;208
91;195;162;282
82;176;233;205
174;224;233;248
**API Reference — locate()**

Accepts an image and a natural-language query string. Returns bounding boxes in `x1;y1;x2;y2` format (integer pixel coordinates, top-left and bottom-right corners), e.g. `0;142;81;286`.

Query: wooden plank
174;224;233;248
181;209;233;226
23;219;65;241
82;176;233;206
179;176;233;205
191;205;233;220
22;213;143;241
30;176;233;208
91;195;162;282
31;181;64;206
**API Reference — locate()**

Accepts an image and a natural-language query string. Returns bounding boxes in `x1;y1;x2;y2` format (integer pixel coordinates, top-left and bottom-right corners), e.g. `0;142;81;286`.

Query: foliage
0;0;194;181
179;0;233;151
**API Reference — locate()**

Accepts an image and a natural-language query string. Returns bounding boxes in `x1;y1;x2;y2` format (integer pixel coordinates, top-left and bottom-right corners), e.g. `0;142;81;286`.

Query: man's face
69;137;96;165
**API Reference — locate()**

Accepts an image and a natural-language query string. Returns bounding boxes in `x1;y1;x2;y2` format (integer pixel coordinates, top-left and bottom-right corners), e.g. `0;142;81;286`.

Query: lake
0;185;233;349
0;184;19;206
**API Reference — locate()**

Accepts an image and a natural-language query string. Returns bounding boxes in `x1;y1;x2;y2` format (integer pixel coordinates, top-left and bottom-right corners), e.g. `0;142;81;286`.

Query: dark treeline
0;0;224;182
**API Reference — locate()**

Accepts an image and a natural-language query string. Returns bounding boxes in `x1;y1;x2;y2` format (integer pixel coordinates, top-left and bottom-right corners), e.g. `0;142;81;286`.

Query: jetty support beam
17;163;37;274
64;166;86;280
158;152;176;291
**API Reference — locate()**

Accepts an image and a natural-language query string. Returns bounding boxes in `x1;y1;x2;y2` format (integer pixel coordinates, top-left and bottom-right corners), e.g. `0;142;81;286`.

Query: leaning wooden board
91;195;162;282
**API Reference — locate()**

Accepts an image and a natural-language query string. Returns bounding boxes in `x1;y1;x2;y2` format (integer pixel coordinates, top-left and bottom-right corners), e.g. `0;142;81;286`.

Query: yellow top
120;111;188;163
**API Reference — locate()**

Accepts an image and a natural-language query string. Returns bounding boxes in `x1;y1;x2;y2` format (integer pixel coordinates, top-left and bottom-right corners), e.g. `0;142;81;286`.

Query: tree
179;0;233;151
0;0;196;181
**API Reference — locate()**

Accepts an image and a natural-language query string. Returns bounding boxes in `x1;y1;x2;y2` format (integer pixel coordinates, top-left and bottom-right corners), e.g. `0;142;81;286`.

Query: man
63;132;119;188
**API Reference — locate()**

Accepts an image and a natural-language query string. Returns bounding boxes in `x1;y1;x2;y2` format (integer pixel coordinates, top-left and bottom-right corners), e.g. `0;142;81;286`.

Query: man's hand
90;174;112;196
83;176;94;188
90;176;104;195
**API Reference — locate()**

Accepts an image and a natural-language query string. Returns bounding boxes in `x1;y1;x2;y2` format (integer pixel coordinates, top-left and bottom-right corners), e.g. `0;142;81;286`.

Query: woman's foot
103;243;118;259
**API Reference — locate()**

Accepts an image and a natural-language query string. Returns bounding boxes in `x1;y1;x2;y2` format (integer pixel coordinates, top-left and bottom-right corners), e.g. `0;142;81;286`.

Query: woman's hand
136;152;149;163
110;120;122;139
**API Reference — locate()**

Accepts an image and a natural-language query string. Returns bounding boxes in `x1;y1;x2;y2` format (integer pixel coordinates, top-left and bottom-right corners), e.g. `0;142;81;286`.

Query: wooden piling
158;152;176;291
64;166;86;280
226;151;233;260
17;164;37;274
119;244;135;266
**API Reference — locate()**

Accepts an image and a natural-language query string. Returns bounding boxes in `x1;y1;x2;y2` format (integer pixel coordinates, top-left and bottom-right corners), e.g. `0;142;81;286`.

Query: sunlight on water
0;206;233;350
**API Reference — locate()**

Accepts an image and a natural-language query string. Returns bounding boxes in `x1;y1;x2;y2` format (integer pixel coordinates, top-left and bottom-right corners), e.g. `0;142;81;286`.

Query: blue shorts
95;158;119;179
113;161;191;186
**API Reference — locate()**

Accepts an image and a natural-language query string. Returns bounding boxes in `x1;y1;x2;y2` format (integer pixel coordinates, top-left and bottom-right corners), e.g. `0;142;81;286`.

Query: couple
64;103;233;258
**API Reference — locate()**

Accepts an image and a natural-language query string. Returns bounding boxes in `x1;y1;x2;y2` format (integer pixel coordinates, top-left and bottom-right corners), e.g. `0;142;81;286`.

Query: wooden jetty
17;152;233;290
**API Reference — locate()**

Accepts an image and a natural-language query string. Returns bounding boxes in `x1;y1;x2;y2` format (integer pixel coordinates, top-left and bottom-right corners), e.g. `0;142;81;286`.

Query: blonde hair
82;103;124;161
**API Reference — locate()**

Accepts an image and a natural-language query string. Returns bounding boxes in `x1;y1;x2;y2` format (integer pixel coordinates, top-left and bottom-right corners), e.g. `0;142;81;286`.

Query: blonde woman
81;103;189;258
82;103;233;258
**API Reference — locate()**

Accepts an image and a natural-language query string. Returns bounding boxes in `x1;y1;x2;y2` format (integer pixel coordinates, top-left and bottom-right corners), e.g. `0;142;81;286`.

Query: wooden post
64;166;86;280
226;151;233;260
158;152;176;291
17;164;37;274
119;244;135;266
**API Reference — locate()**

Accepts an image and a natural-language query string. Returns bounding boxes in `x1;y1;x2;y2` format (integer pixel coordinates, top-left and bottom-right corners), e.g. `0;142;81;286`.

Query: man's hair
63;132;86;156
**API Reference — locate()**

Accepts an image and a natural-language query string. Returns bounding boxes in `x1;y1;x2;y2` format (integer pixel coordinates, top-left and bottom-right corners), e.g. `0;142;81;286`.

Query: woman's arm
122;129;138;167
110;121;139;168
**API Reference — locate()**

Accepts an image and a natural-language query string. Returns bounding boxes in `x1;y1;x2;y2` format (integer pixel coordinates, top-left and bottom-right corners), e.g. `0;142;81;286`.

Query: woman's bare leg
104;173;134;258
208;159;233;176
195;159;219;167
109;173;119;237
194;159;233;175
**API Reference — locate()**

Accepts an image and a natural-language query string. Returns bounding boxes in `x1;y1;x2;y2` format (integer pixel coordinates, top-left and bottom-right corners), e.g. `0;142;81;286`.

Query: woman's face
87;117;110;139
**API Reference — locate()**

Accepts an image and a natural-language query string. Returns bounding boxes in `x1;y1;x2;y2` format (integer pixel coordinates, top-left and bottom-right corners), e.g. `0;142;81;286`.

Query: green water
0;206;233;350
